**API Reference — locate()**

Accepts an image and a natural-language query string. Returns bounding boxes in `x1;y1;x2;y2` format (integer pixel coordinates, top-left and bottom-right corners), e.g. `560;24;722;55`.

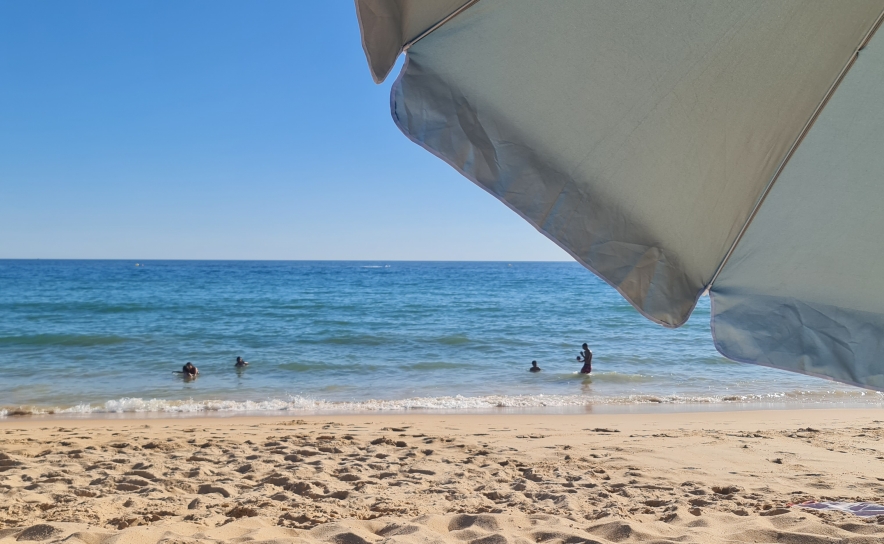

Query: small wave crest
0;334;130;347
21;395;594;415
592;371;653;383
434;335;471;346
278;362;337;372
558;371;653;383
404;361;472;371
2;388;882;418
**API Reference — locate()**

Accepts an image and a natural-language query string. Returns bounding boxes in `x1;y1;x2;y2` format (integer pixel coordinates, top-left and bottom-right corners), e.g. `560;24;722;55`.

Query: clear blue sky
0;1;570;261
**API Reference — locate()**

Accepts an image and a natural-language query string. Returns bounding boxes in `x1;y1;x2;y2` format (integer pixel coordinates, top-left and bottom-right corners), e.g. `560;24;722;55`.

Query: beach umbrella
354;0;884;391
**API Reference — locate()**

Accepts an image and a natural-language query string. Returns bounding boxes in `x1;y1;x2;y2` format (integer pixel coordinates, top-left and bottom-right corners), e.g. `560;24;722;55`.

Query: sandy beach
2;409;884;543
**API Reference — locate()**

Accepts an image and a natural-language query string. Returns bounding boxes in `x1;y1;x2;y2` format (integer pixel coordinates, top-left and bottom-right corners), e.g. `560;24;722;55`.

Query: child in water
577;343;592;374
182;362;199;377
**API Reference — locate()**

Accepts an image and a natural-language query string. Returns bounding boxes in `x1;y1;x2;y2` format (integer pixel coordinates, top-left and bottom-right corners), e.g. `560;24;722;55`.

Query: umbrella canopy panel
711;29;884;390
379;0;883;328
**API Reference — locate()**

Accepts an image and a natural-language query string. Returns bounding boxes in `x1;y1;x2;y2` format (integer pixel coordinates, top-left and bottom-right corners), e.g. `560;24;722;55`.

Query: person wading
577;343;592;374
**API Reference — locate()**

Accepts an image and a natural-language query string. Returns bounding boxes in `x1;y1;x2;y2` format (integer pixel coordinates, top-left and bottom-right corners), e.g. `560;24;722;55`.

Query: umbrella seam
402;0;482;52
705;7;884;294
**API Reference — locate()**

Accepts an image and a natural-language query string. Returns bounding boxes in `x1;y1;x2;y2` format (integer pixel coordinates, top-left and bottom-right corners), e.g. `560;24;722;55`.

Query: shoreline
2;406;883;429
0;407;884;430
3;400;884;422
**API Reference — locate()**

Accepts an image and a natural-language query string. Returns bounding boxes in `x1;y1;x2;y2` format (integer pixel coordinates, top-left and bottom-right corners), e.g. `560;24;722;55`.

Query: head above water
236;357;243;363
582;343;588;349
531;360;538;367
185;362;193;367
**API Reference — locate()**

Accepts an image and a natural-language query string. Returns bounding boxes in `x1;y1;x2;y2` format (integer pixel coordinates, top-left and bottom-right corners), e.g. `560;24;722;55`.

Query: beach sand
2;409;884;543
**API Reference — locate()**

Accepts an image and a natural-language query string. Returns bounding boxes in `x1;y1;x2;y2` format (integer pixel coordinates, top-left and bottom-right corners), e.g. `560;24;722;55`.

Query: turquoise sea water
0;260;880;417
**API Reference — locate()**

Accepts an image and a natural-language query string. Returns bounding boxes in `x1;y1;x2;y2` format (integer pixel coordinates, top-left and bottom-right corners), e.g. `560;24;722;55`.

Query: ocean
0;260;880;417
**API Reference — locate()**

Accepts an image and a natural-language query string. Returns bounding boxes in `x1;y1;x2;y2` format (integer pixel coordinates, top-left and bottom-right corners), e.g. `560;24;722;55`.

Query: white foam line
1;390;882;418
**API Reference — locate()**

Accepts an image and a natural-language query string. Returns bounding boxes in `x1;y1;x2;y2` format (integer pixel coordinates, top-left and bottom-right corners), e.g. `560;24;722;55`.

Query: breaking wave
2;389;882;418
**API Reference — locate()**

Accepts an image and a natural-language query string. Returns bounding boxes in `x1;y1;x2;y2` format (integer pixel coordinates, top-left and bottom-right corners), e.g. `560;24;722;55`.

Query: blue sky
0;1;569;261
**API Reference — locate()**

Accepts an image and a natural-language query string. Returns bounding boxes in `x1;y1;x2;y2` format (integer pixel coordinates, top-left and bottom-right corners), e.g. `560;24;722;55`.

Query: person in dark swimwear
577;343;592;374
529;360;541;373
182;362;199;377
235;356;249;368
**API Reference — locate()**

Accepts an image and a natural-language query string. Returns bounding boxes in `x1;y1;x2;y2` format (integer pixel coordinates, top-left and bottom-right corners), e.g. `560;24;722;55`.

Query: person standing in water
182;362;199;377
529;360;541;373
235;356;249;368
577;343;592;374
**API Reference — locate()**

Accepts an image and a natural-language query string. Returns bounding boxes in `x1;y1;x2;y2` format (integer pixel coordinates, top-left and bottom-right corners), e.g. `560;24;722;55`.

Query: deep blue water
0;260;879;416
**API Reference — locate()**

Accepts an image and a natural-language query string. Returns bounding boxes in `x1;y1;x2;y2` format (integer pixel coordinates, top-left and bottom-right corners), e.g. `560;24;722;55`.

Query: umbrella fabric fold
356;0;884;388
355;0;472;83
711;29;884;390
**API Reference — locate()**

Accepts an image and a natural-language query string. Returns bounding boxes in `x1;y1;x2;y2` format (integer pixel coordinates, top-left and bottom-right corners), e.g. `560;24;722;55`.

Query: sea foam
2;389;882;418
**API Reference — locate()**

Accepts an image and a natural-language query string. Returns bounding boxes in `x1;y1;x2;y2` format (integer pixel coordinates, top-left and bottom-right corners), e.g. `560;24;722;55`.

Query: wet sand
2;409;884;543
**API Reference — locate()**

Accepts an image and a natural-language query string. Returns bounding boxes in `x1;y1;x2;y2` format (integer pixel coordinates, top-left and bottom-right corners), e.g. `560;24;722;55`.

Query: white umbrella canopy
355;0;884;390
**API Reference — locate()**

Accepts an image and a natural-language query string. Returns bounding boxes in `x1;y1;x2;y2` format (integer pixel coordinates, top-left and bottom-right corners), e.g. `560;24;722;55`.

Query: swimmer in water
182;362;199;377
235;356;249;368
529;360;541;373
577;343;592;374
